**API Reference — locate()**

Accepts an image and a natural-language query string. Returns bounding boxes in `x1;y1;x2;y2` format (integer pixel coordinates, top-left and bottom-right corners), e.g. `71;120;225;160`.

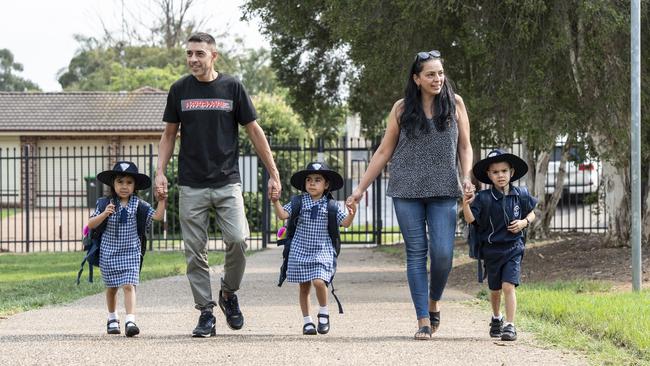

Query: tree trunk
540;140;572;234
642;164;650;246
528;151;549;239
602;159;631;247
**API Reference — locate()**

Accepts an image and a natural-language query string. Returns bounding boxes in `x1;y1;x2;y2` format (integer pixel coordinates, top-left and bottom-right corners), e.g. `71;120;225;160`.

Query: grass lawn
473;281;650;365
0;251;223;317
0;208;19;219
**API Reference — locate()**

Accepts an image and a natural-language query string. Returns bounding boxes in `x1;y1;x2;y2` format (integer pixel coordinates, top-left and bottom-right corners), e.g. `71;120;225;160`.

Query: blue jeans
393;197;457;319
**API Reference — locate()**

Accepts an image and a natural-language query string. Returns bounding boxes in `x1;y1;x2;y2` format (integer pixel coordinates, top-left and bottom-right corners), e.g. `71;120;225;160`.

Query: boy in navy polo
462;149;537;341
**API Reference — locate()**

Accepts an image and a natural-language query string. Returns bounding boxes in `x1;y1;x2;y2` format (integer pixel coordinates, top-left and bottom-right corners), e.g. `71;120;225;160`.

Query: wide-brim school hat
290;161;344;192
97;161;151;191
472;149;528;185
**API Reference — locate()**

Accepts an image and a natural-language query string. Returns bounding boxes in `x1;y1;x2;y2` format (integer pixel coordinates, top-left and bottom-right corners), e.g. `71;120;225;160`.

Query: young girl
271;162;356;335
87;161;166;337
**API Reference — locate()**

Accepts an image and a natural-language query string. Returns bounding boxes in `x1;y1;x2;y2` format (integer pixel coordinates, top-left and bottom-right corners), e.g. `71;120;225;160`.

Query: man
155;32;281;337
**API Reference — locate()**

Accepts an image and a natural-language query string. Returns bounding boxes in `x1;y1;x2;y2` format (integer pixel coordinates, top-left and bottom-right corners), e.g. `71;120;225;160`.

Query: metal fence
0;139;608;253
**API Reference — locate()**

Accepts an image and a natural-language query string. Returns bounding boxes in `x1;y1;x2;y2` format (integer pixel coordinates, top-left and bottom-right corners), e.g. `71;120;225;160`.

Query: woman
346;50;473;340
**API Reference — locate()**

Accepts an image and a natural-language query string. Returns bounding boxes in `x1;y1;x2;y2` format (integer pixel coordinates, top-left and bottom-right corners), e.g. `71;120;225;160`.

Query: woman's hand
345;190;362;211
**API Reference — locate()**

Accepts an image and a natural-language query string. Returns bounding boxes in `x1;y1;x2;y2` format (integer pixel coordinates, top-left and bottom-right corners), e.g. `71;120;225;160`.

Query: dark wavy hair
399;55;456;138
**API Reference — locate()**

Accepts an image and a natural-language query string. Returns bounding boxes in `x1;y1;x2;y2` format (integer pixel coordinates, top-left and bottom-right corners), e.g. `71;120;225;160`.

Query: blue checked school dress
91;195;154;287
283;194;347;283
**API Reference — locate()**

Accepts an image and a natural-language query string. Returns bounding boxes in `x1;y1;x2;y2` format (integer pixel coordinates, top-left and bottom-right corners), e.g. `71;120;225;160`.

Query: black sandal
429;311;440;333
106;319;120;335
302;322;317;335
125;321;140;337
414;325;432;340
317;313;330;334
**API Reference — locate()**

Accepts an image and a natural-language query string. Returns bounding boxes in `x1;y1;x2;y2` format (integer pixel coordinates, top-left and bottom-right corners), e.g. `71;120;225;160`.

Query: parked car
545;144;601;197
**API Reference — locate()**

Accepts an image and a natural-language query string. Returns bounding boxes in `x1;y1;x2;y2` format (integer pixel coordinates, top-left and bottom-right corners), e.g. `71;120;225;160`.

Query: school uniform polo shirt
470;185;538;246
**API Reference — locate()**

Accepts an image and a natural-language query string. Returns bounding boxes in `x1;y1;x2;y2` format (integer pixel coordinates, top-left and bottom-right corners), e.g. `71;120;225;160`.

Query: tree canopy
0;49;40;92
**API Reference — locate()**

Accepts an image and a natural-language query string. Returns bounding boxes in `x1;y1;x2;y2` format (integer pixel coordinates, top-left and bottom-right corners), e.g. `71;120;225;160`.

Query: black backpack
76;196;150;284
467;186;532;283
277;193;343;313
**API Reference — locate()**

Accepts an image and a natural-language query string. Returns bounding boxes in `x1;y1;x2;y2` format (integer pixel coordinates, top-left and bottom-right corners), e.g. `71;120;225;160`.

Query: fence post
148;143;154;252
373;138;383;246
23;145;30;253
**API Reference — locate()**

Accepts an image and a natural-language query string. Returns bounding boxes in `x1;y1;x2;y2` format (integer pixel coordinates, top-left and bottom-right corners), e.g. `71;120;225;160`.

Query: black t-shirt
163;73;257;188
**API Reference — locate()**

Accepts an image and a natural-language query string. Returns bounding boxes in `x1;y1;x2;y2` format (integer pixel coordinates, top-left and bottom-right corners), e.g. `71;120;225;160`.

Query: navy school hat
97;161;151;190
472;149;528;185
290;162;344;192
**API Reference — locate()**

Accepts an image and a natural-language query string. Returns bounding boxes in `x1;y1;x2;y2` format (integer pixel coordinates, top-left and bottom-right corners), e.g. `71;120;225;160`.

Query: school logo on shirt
181;98;233;112
513;204;520;219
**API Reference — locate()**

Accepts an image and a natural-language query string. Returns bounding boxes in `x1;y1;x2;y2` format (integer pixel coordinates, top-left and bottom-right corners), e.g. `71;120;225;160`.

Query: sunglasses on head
415;50;441;62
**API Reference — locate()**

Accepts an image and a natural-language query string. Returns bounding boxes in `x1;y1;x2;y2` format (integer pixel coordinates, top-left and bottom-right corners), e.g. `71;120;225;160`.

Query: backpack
467;186;532;283
76;196;150;285
277;193;344;313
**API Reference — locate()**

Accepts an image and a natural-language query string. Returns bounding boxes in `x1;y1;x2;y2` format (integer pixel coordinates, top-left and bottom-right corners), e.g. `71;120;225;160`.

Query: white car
545;145;601;196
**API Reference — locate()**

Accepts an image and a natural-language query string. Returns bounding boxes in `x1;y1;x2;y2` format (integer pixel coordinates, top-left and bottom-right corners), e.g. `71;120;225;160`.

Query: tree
0;49;40;91
245;0;650;245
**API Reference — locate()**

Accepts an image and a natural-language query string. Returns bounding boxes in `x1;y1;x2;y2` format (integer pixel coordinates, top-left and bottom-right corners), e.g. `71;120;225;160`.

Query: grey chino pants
179;184;249;310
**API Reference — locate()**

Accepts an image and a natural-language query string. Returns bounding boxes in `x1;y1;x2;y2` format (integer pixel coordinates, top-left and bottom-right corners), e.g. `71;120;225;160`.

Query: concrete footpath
0;248;586;365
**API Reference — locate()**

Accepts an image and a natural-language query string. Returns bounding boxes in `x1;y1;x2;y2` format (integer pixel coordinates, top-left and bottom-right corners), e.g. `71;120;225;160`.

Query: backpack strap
77;196;111;285
277;195;302;287
136;199;150;270
326;197;341;257
514;186;531;245
325;193;343;313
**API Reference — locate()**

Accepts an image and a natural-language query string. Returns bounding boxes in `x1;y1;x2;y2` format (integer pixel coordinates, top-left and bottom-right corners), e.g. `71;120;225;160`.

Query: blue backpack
277;193;343;313
76;196;150;284
467;186;531;282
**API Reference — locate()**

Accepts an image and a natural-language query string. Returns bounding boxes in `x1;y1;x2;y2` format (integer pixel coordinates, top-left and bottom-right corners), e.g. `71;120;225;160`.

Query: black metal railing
0;139;608;253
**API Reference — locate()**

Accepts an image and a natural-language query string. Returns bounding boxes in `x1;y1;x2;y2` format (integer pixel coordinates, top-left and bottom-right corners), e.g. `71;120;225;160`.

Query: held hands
270;189;280;203
345;191;362;211
462;191;475;206
346;199;357;216
155;172;168;201
268;177;282;200
507;219;528;234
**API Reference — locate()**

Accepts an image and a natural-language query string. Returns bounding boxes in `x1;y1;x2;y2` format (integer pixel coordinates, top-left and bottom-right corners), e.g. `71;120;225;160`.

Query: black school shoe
106;319;121;335
501;323;517;341
125;321;140;337
317;314;330;334
489;317;504;337
218;290;244;330
192;310;216;337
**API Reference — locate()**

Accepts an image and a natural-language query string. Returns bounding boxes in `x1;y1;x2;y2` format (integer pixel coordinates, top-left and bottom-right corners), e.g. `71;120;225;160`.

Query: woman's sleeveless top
386;117;462;198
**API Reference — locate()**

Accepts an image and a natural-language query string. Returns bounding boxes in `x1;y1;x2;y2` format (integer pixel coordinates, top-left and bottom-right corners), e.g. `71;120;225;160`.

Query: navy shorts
482;241;524;291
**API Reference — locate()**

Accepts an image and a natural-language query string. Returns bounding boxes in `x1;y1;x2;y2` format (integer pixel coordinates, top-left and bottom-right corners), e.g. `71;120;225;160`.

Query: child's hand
270;190;280;202
462;191;475;206
104;200;116;217
507;220;527;234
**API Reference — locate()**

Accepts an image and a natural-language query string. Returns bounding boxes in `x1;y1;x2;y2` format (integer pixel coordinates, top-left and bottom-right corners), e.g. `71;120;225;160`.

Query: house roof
0;90;168;133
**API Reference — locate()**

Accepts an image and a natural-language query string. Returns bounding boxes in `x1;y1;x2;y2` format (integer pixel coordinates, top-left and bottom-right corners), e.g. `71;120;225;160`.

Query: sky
0;0;269;91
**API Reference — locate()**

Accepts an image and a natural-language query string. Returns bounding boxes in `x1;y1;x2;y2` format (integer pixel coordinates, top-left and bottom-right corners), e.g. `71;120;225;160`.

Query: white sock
504;322;514;327
319;306;329;315
303;316;314;326
125;314;135;324
108;312;119;321
492;314;503;321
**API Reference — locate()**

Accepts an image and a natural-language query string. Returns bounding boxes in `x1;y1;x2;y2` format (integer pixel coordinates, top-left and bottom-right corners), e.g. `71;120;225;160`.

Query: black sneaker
501;323;517;341
489;317;503;337
192;310;216;337
218;290;244;330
